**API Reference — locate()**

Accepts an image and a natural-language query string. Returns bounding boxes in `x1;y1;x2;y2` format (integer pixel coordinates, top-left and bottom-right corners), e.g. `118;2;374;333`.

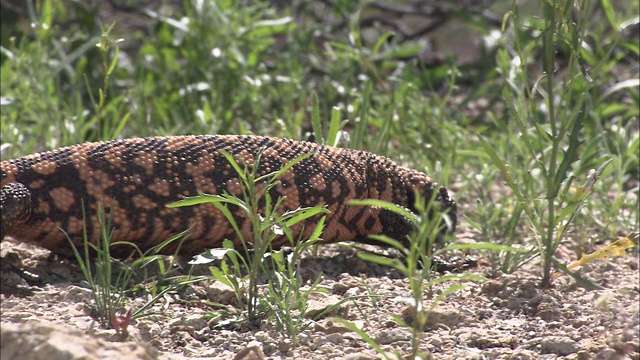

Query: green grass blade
327;106;341;147
311;91;324;144
330;318;392;360
348;199;417;223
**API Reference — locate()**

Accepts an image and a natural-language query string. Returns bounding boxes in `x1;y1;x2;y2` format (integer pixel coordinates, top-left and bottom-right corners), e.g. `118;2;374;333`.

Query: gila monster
1;135;456;258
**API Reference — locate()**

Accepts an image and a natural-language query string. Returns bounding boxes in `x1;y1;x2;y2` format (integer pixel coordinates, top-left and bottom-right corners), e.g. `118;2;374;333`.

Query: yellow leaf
567;232;639;270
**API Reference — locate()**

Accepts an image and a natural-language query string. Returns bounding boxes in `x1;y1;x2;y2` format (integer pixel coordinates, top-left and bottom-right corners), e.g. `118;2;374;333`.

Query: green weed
65;204;198;332
338;195;489;359
478;0;636;286
169;150;329;340
64;204;124;329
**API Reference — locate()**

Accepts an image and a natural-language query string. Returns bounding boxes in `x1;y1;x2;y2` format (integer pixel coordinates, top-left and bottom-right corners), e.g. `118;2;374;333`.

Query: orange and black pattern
1;135;456;257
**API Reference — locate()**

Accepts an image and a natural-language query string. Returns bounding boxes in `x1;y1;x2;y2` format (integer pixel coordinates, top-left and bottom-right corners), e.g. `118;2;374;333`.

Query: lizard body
1;135;456;257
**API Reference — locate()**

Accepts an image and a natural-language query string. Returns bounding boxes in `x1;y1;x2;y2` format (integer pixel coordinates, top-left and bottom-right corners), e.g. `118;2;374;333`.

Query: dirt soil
1;223;638;360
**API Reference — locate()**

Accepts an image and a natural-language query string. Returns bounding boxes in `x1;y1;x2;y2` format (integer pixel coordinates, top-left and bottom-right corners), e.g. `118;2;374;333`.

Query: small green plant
64;205;124;329
260;233;327;344
169;149;329;336
191;241;250;311
333;195;487;359
83;22;130;141
65;204;197;330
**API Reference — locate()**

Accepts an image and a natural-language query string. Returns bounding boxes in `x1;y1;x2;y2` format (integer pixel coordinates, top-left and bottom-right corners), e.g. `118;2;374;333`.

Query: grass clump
475;0;637;286
66;205;197;335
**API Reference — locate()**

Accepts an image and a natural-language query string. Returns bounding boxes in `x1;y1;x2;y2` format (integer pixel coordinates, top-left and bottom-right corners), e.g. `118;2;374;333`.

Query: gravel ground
1;228;638;360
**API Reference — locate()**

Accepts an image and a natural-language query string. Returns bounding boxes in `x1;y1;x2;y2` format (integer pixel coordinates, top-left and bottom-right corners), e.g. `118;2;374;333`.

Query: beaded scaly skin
1;135;456;257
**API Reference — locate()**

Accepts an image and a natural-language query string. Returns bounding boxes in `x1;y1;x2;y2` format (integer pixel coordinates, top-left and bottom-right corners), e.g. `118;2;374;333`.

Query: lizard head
405;180;457;243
